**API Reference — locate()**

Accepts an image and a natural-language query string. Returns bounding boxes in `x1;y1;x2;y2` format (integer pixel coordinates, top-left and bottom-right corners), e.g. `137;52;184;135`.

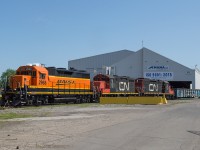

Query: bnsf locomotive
1;64;174;106
2;64;93;106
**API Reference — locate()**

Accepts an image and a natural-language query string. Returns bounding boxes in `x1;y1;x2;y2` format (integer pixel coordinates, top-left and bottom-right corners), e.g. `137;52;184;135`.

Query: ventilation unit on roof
32;63;45;67
26;63;33;66
32;63;41;66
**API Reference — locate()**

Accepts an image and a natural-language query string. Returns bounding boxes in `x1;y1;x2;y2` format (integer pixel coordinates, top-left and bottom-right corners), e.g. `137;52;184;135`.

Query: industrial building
68;47;200;89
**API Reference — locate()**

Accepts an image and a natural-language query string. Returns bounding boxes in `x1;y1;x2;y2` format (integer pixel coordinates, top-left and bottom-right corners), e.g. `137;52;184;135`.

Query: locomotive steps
100;96;167;105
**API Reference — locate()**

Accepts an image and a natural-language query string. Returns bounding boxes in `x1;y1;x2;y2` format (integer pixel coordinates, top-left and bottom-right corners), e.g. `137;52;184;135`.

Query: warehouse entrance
169;81;192;89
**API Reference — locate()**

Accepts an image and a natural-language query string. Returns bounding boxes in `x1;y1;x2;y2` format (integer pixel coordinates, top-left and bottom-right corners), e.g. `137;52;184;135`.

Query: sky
0;0;200;75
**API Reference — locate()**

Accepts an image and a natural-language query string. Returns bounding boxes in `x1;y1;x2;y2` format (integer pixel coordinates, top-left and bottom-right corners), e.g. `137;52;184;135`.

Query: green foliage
0;69;16;88
0;112;31;120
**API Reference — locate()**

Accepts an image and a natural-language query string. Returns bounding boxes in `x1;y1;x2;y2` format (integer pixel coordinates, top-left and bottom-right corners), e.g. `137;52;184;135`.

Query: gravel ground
0;99;198;150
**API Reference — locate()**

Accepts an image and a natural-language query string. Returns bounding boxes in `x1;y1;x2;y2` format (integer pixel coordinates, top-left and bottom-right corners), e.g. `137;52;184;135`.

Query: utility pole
142;40;144;48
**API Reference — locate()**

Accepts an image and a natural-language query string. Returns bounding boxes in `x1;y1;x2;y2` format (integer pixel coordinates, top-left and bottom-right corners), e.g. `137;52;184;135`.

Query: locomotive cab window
21;71;28;75
39;73;46;79
32;71;36;77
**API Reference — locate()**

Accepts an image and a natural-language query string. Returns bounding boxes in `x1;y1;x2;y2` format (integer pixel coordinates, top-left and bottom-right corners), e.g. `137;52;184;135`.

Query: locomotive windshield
16;67;36;77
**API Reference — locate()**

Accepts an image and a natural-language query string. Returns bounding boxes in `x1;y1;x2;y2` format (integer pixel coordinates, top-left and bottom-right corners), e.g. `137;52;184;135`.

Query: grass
0;107;5;110
0;113;31;120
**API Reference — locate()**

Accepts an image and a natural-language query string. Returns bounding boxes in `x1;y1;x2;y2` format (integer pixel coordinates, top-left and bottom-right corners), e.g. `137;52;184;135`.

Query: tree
0;69;16;89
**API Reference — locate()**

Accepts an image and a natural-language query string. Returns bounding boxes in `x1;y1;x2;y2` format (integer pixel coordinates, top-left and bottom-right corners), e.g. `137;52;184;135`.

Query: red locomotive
93;74;174;99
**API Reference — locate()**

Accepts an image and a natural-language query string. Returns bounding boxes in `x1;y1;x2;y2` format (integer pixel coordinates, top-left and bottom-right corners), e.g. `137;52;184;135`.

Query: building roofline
69;49;134;62
137;47;193;70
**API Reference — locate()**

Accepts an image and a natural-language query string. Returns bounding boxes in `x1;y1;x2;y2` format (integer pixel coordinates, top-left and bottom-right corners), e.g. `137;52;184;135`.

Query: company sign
147;65;169;71
149;83;159;92
119;82;129;91
144;72;174;80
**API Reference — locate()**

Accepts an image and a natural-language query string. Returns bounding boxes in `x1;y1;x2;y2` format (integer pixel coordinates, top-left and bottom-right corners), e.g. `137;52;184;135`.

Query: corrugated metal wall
68;48;197;89
68;50;133;79
142;48;193;81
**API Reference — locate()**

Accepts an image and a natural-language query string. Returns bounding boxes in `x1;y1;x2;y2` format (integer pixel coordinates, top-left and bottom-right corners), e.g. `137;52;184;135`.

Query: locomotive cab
10;64;48;90
93;74;111;93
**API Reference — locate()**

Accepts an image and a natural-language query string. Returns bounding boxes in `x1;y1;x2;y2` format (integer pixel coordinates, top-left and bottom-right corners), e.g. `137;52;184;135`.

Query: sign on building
147;65;169;71
144;72;174;80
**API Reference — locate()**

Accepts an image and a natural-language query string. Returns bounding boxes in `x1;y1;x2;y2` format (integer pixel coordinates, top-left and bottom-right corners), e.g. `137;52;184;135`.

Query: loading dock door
169;81;192;89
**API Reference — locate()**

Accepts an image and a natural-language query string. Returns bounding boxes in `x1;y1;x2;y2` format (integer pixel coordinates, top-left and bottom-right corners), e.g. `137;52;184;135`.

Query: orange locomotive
2;64;94;106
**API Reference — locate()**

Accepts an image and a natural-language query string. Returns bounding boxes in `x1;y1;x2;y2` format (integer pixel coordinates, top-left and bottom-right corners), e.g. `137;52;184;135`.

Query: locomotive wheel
26;99;33;106
75;98;80;104
43;98;48;105
33;97;42;106
41;97;48;105
45;96;49;104
1;100;9;107
86;98;90;103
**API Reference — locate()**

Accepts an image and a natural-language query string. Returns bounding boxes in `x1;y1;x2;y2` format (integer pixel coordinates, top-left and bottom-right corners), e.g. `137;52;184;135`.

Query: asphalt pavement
68;100;200;150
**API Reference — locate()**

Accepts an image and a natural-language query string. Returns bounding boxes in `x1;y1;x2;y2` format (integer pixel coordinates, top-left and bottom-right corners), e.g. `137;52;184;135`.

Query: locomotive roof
17;65;48;74
46;67;88;74
46;67;89;78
